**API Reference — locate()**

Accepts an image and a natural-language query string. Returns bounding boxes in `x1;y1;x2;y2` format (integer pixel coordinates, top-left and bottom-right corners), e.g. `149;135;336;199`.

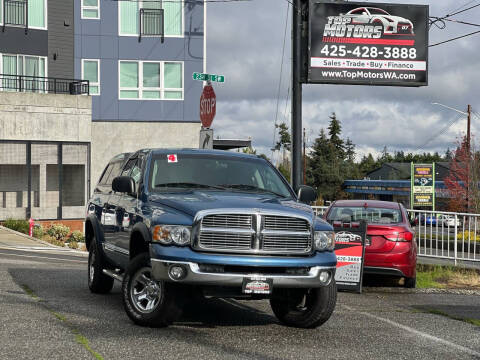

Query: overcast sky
206;0;480;163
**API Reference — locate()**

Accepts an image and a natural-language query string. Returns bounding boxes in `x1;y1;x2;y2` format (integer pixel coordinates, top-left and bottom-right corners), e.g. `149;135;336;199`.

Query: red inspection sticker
167;154;178;163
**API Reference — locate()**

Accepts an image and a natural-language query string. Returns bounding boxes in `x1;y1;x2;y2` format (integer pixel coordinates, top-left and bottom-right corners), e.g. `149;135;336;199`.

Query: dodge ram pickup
85;149;337;328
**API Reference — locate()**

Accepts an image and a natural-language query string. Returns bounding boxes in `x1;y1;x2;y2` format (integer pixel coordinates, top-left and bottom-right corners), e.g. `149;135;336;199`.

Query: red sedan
324;200;417;288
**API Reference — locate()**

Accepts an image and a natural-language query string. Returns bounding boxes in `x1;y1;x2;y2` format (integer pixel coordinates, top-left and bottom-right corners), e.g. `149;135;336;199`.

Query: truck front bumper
150;245;337;288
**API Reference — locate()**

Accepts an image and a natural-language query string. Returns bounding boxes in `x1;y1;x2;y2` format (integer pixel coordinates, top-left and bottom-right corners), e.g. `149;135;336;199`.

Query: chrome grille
197;212;312;254
199;231;252;250
263;234;312;252
202;214;252;229
264;215;309;232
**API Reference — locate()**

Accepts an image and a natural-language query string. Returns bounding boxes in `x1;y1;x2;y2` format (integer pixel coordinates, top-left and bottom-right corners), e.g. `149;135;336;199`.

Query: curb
363;287;480;296
0;225;88;256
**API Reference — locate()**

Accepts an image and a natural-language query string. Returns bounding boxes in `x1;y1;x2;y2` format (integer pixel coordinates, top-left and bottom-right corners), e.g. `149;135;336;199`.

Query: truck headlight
314;231;335;251
152;225;191;246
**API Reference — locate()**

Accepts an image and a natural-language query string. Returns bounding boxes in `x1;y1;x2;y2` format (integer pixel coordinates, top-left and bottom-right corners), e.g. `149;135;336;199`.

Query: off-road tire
404;276;416;288
88;237;114;294
122;253;182;327
270;279;337;328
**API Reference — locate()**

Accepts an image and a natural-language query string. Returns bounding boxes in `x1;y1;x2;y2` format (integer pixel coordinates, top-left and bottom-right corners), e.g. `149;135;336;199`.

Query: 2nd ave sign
200;85;216;128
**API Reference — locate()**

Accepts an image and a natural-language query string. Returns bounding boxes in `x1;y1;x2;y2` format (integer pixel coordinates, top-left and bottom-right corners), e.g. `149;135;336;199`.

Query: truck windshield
149;154;293;198
327;206;402;224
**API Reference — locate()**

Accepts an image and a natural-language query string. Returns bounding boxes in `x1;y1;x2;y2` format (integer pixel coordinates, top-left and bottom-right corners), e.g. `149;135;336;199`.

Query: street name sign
193;72;225;83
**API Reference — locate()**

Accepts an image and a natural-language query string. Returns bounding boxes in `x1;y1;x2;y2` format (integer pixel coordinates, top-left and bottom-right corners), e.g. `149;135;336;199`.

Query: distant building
343;162;451;209
0;0;204;222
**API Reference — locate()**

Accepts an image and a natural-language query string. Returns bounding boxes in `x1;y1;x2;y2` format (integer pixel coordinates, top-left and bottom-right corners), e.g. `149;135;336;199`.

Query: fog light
168;265;187;281
319;271;331;285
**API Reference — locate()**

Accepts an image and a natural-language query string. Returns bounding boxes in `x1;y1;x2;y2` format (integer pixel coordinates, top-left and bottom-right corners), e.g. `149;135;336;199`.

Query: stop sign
200;84;216;128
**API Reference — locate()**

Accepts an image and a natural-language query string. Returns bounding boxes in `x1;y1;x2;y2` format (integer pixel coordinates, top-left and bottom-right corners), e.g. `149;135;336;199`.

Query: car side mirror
112;176;135;195
297;185;317;204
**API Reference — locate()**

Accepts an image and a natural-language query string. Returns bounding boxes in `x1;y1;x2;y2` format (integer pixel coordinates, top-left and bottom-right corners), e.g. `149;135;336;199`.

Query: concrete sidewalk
0;226;87;256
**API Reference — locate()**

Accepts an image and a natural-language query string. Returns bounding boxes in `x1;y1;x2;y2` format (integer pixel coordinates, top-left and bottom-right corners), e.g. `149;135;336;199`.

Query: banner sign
308;1;429;86
331;220;367;293
411;163;435;208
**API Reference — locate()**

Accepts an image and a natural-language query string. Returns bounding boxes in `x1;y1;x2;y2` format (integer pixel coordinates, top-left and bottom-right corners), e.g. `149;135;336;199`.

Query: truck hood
149;190;315;220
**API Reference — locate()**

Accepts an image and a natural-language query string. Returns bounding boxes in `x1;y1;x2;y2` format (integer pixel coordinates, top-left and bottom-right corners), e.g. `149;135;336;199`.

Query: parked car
438;214;462;228
324;200;417;288
85;149;337;328
415;214;438;226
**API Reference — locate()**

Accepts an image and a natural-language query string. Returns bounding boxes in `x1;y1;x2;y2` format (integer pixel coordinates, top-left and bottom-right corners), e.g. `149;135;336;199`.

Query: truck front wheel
122;253;182;327
270;280;337;328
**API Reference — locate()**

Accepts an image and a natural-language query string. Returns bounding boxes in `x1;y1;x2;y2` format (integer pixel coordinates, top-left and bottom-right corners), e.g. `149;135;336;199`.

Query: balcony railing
3;0;28;33
139;8;164;43
0;74;90;95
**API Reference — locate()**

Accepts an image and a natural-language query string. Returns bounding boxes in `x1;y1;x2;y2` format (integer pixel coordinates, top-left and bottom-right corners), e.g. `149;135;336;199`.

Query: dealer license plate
242;276;273;295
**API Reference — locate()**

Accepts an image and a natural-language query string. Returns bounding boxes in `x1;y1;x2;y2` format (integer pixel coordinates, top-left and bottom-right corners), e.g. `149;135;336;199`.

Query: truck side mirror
112;176;135;195
297;185;317;204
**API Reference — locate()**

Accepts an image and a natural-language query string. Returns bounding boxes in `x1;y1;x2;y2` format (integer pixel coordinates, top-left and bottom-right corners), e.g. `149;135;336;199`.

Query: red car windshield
327;206;403;225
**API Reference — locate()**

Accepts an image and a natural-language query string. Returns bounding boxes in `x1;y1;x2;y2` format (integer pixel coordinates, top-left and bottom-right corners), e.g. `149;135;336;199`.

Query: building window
0;0;47;29
82;59;100;95
1;53;47;92
81;0;100;19
119;60;183;100
119;0;183;37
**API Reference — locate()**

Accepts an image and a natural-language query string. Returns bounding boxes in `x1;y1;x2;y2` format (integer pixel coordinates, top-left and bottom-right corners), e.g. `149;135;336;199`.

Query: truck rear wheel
270;280;337;328
122;253;182;327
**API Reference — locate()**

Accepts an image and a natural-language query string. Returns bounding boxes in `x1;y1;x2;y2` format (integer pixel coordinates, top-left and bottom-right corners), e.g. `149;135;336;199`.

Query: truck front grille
197;213;312;255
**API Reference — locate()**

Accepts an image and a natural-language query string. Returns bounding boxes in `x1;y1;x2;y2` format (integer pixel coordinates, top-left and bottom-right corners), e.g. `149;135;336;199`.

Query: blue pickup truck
85;149;337;328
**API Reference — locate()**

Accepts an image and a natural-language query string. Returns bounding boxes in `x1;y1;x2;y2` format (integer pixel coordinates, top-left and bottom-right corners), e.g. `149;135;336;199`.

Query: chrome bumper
151;259;336;288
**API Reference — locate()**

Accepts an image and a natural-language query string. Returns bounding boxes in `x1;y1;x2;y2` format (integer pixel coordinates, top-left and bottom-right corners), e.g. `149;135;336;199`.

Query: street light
431;102;468;116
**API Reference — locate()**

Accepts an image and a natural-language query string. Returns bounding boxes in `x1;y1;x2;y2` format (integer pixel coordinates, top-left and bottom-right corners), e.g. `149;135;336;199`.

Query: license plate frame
242;276;273;295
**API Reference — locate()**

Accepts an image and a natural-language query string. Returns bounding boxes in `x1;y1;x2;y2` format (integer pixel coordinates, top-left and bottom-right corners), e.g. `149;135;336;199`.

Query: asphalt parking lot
0;247;479;360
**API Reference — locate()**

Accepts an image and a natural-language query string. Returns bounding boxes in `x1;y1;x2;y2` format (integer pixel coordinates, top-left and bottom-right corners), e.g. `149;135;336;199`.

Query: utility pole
467;104;471;211
303;127;306;184
291;0;303;190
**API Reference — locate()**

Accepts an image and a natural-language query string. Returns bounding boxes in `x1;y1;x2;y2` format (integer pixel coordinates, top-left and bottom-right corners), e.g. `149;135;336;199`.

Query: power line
429;29;480;47
413;114;465;153
272;2;290;161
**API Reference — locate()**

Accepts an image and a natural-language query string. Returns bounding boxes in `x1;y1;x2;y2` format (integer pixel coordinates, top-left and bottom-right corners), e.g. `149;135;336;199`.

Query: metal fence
409;209;480;264
0;74;90;95
312;205;480;265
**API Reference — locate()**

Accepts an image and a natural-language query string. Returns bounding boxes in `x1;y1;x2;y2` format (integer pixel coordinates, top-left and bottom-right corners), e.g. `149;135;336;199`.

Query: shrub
458;230;480;242
42;235;65;247
46;224;70;241
69;230;85;243
3;219;29;234
68;241;78;249
33;225;44;239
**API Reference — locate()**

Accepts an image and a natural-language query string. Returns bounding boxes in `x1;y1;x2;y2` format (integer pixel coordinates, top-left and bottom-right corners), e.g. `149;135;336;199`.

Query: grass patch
20;284;103;360
423;308;480;327
417;264;480;289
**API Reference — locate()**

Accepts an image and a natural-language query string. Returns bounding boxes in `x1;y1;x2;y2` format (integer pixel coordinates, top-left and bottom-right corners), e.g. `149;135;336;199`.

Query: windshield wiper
219;184;288;198
154;182;225;190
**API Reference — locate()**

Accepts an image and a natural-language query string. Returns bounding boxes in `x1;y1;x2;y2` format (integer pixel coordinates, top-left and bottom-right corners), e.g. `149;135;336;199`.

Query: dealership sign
331;221;367;293
308;1;429;86
411;163;435;208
